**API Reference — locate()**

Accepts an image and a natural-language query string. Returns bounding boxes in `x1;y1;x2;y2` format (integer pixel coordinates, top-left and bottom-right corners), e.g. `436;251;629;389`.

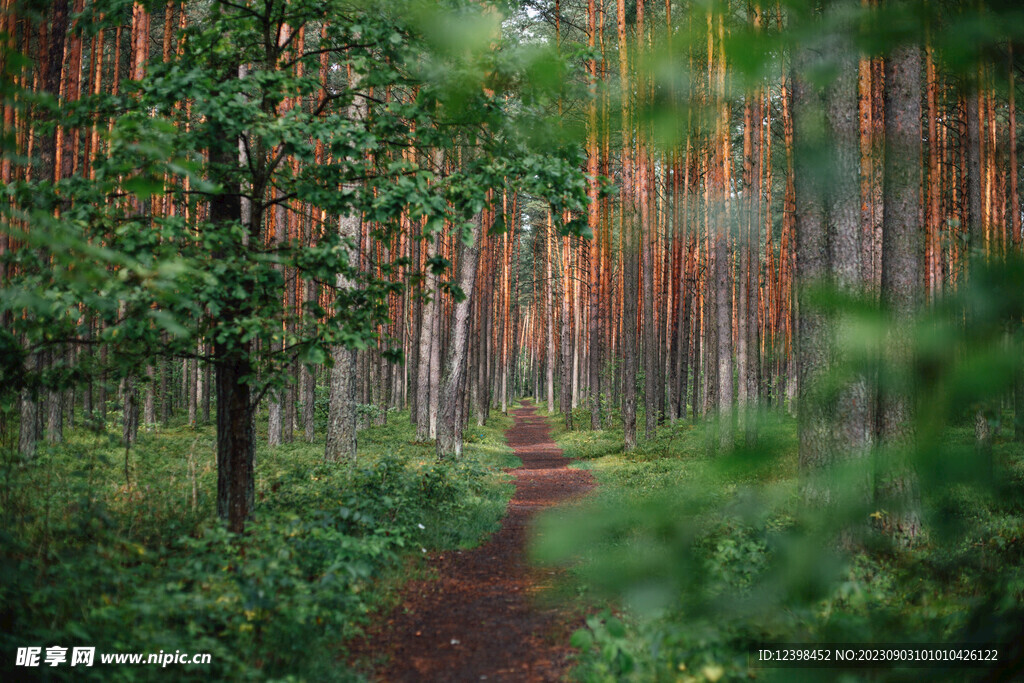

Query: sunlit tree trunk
587;0;602;428
437;214;483;459
641;164;657;440
545;215;556;413
561;233;574;429
428;236;442;438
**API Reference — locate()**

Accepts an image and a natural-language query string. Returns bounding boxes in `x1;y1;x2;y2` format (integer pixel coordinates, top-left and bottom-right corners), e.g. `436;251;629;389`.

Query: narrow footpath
353;401;596;682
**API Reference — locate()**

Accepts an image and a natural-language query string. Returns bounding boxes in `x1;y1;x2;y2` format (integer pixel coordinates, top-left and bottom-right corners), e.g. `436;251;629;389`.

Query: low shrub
0;409;515;680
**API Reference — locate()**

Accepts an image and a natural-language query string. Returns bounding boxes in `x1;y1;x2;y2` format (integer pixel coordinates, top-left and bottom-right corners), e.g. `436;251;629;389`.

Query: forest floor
349;401;596;682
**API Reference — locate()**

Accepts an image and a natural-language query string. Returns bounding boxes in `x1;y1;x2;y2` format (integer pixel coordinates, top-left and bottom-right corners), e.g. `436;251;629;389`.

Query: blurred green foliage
534;256;1024;682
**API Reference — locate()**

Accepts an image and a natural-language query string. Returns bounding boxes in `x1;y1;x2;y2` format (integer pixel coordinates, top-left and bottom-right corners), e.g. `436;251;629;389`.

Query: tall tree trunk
793;30;832;502
711;12;732;450
325;209;361;462
268;196;286;447
325;67;366;460
428;265;442;439
1011;47;1024;443
965;69;993;469
561;234;574;429
187;357;197;427
18;352;40;459
144;365;156;428
473;231;491;425
587;0;602;430
826;0;870;526
302;281;317;442
622;220;640;451
545;216;556;413
679;235;694;421
878;37;924;545
19;0;70;458
216;345;255;533
209;103;253;531
121;375;139;447
414;234;437;441
302;362;316;442
437;215;483;459
46;347;64;444
642;180;657;440
744;8;762;441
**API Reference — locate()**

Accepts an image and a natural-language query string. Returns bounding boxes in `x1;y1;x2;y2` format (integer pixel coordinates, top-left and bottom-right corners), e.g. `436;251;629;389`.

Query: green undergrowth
533;410;1024;682
0;409;516;681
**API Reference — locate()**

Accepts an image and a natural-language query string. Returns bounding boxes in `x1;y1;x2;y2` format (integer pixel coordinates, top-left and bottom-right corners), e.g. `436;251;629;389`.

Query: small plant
0;409;516;680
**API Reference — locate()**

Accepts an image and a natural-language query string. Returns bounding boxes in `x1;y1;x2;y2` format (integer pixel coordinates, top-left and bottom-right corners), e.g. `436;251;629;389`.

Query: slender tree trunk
745;9;762;440
302;362;316;442
642;185;657;440
160;356;170;425
187;357;197;427
268;198;286;447
18;352;40;459
302;280;317;442
546;216;556;413
561;234;574;429
46;347;64;444
965;70;993;468
588;0;602;430
711;13;732;449
144;365;156;428
622;219;640;451
410;231;422;425
679;236;694;421
122;375;139;446
428;264;442;438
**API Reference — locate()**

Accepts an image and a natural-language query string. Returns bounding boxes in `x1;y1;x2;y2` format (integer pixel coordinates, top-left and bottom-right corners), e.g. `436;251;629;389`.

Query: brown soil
349;402;596;682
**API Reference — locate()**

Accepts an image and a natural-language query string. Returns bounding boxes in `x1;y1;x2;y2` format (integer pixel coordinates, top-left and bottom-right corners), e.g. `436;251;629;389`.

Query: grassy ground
531;406;1024;682
0;408;516;681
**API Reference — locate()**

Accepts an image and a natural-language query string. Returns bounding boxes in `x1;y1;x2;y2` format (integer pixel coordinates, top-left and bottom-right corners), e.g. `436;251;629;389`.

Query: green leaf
300;344;327;366
570;628;594;650
122;175;165;200
605;617;626;639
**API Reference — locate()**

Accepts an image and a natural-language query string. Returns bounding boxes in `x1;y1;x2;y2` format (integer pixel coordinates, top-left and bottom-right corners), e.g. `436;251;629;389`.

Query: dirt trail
352;402;595;682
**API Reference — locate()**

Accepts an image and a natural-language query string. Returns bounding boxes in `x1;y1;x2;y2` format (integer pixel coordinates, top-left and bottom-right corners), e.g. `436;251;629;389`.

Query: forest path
354;401;595;682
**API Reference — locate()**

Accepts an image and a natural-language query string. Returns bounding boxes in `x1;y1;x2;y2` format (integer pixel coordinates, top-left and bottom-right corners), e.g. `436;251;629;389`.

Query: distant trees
1;0;586;533
507;0;1023;545
4;0;1024;539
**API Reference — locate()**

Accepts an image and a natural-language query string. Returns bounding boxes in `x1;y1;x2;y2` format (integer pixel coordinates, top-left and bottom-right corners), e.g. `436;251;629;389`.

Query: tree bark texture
437;214;483;459
878;39;924;545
